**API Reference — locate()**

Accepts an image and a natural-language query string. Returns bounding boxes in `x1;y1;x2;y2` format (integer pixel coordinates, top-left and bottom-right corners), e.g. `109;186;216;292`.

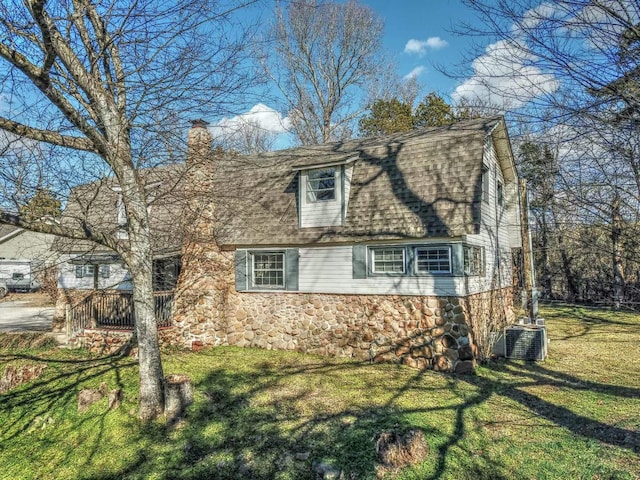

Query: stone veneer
174;288;484;373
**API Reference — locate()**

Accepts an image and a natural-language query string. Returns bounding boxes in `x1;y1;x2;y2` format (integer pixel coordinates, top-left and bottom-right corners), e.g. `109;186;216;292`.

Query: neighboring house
0;224;58;293
58;116;523;372
0;224;57;263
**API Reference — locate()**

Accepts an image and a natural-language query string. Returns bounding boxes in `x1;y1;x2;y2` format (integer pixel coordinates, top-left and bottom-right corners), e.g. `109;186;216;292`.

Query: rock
433;355;452;372
458;345;474;361
78;382;107;413
431;327;445;337
452;305;463;314
374;351;396;363
315;462;341;480
108;389;123;409
402;356;418;368
295;452;310;461
165;374;193;423
454;360;475;374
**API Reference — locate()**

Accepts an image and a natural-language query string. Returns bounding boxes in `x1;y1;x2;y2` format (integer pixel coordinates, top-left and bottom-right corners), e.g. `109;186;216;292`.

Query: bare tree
0;0;258;420
453;0;640;305
261;0;387;145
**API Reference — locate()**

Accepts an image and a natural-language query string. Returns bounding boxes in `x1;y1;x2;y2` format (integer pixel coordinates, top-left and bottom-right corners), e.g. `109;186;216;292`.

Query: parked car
0;260;41;294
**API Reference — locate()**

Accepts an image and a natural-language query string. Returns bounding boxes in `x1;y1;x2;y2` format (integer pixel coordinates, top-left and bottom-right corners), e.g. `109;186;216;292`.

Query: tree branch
0;117;97;152
0;211;120;253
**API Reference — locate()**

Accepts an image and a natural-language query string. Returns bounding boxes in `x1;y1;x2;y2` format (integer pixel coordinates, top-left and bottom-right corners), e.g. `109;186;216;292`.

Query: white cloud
403;66;426;80
451;40;558;110
211;103;290;138
404;37;448;56
516;2;557;31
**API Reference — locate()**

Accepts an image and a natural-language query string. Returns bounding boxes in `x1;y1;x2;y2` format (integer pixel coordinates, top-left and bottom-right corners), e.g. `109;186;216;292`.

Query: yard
0;305;638;480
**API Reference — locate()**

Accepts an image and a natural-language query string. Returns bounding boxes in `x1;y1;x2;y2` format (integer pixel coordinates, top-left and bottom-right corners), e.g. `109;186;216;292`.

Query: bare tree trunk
539;213;553;298
611;195;625;309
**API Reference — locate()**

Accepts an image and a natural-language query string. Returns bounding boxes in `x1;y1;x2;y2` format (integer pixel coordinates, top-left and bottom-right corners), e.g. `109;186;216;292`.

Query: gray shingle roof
212;117;503;246
0;225;22;242
53;116;509;254
53;164;186;254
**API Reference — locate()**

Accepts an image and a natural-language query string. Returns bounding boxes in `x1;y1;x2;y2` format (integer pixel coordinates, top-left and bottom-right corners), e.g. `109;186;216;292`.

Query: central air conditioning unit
504;325;548;361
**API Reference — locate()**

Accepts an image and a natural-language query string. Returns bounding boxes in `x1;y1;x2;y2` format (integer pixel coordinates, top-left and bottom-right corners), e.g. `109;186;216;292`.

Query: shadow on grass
543;304;638;340
0;349;137;471
2;346;637;479
469;360;640;452
77;357;509;480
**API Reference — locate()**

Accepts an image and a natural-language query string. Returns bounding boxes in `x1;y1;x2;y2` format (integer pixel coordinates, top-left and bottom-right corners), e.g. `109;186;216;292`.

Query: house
52;167;184;333
170;116;521;372
57;116;522;372
0;224;59;293
0;224;57;262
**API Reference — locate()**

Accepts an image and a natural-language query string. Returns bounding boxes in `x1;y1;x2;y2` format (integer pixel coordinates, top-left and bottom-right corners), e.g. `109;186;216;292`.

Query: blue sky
362;0;479;98
211;0;588;148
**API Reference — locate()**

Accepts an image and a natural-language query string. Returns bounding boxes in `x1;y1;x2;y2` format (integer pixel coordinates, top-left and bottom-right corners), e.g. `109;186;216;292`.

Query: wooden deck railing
69;291;174;334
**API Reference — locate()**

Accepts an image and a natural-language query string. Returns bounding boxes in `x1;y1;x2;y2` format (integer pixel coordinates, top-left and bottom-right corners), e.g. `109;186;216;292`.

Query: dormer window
294;156;357;228
306;168;336;202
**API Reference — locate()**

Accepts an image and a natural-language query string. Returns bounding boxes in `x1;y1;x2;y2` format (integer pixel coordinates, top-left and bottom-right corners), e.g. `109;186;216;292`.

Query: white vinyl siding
300;167;344;228
464;138;515;294
297;245;463;296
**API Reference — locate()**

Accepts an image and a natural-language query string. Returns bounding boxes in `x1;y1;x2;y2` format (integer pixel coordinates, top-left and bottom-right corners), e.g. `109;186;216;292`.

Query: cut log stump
165;374;193;423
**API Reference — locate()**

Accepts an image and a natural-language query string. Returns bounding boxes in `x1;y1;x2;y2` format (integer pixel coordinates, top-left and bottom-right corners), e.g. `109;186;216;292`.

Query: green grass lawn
0;305;638;480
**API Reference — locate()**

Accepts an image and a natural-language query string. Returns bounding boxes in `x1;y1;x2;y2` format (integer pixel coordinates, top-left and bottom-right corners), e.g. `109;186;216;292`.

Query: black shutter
285;248;299;291
235;250;248;292
352;245;367;279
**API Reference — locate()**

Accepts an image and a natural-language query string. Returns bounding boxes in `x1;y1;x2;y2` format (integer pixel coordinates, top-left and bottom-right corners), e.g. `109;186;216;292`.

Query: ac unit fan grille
505;326;547;361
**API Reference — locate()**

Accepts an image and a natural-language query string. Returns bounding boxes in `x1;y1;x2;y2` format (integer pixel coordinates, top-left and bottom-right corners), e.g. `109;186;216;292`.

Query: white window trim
304;167;337;203
250;251;286;289
370;247;406;275
464;245;485;276
414;246;452;275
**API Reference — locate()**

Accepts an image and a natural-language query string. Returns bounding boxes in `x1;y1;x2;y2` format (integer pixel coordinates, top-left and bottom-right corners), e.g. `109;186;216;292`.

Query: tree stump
164;374;193;423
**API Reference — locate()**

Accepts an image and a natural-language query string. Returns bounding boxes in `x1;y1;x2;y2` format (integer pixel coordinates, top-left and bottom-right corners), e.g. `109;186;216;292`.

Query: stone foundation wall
171;287;514;373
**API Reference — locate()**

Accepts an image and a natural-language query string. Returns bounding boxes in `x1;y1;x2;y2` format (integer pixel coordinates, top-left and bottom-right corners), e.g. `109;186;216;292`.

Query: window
464;246;484;276
75;265;95;278
497;181;504;207
482;166;490;203
251;252;285;288
74;264;110;279
415;247;451;274
371;247;405;274
12;273;24;281
306;168;336;202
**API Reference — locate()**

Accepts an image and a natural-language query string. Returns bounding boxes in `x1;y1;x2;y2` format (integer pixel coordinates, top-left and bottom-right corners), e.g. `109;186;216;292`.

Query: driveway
0;300;55;332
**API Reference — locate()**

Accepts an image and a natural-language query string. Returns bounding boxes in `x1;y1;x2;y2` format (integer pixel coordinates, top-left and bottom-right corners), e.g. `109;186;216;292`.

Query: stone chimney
187;119;212;169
